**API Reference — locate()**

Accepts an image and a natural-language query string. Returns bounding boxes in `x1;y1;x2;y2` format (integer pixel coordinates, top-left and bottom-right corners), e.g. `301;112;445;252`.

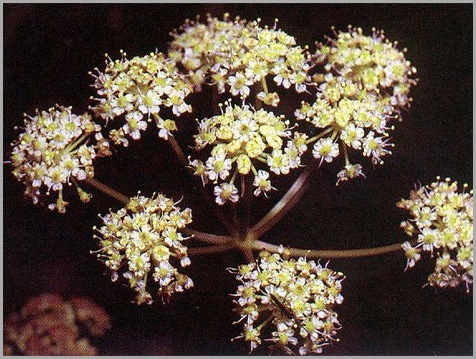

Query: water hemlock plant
8;14;472;355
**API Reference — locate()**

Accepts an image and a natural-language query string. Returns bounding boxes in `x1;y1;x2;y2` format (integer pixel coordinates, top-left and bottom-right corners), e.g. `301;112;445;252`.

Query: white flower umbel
90;51;192;146
192;101;307;204
229;250;344;355
10;105;108;213
397;177;473;292
94;192;194;304
296;26;417;182
168;14;312;100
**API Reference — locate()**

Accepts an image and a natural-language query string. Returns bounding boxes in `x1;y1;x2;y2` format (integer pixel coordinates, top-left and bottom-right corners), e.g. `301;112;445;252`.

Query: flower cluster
397;177;473;291
296;26;417;183
229;249;344;355
10;105;109;213
168;14;312;104
90;51;192;145
190;102;307;204
94;192;194;304
3;293;111;356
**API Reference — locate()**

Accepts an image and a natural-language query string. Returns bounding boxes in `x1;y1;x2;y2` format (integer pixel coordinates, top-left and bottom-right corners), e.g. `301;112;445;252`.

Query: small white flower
228;73;252;97
206;153;232;182
340;123;365;149
362;131;393;165
312;138;339;165
214;183;239;205
124;111;147;140
336;163;366;185
267;149;290;175
253;170;276;197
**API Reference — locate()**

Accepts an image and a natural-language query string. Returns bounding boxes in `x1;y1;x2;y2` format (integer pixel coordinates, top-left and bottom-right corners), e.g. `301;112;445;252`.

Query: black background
3;3;473;355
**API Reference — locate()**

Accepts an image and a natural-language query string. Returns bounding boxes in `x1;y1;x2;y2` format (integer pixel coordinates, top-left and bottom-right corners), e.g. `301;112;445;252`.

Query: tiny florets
190;101;307;204
93;192;194;304
229;249;344;355
397;177;473;292
10;105;108;213
296;26;417;183
168;14;312;103
90;51;192;146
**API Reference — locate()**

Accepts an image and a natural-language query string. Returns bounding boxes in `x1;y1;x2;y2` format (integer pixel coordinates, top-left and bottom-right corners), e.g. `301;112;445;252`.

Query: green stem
261;76;269;94
306;127;334;145
167;135;189;168
187;243;236;256
343;143;350;166
250;158;320;239
63;133;89;154
240;174;252;240
252;239;417;259
182;228;232;245
84;177;130;205
84;177;235;248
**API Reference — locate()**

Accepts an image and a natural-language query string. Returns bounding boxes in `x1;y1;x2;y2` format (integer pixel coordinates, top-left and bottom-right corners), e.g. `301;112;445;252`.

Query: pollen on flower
10;105;108;213
296;26;417;176
168;14;312;97
93;192;194;304
90;51;192;145
397;177;473;292
228;251;344;355
336;163;366;185
191;101;307;204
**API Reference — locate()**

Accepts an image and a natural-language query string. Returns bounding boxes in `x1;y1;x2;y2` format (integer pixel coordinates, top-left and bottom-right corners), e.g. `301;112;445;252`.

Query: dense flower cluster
296;26;417;183
229;249;344;355
3;293;111;356
90;51;192;145
397;177;473;291
168;14;312;104
190;101;307;204
94;193;194;304
10;105;109;213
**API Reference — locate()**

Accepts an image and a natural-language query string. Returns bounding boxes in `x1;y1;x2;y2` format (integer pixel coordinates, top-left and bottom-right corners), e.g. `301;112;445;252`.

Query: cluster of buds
9;105;110;213
229;249;344;355
94;192;194;304
190;101;308;204
397;177;473;291
296;26;417;183
3;293;111;356
168;14;312;104
90;51;193;145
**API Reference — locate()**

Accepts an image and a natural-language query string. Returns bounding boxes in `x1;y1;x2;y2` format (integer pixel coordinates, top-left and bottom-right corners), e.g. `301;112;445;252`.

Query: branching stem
252;239;417;259
250;158;320;238
84;177;130;205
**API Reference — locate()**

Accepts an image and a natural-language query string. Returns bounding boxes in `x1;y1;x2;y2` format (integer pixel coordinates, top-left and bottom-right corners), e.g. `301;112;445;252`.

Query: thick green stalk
182;228;232;245
250;158;320;239
84;177;130;204
251;239;417;259
187;243;236;256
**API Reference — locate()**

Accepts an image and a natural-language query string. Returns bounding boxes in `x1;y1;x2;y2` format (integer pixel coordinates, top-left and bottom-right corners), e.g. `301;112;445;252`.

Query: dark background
3;3;472;355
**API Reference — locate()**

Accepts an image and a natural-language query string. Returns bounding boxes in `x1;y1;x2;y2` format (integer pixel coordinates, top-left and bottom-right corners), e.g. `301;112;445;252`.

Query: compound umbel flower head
191;101;308;204
10;105;109;213
296;26;418;183
168;14;312;100
94;192;194;304
90;51;192;146
229;249;344;355
397;177;473;292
